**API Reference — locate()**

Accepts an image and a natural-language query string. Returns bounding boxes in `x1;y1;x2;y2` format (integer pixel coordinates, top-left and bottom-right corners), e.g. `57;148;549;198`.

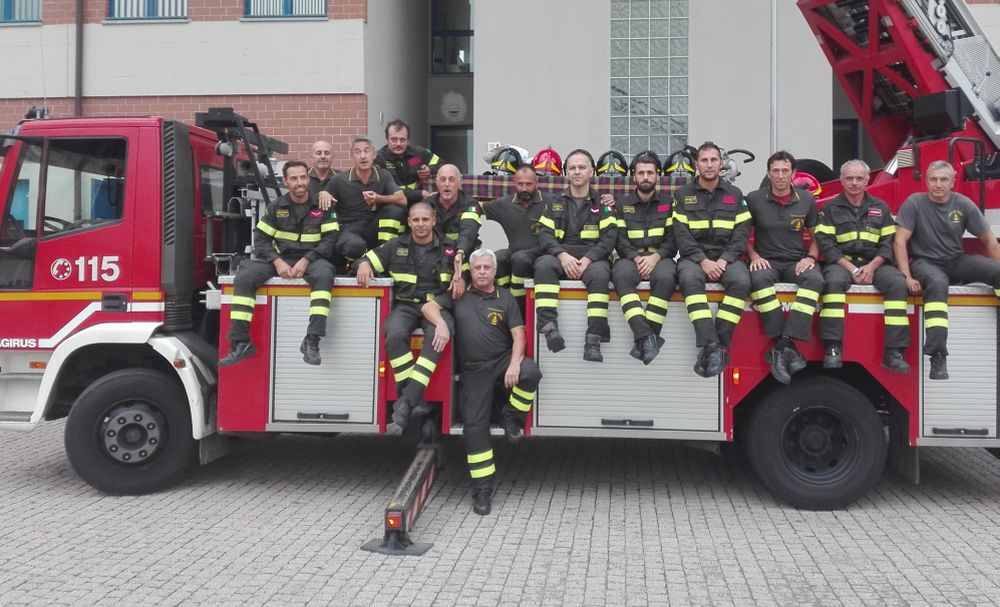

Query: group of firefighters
216;121;1000;515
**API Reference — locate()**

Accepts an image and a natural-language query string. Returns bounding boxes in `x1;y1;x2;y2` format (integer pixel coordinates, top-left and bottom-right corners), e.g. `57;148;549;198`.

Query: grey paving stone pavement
2;420;1000;606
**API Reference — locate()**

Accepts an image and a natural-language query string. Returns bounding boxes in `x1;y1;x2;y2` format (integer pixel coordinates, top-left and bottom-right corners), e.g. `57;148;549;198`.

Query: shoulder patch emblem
551;203;564;212
722;196;736;204
656;203;670;214
623;205;636;214
276;209;290;218
684;196;697;205
396;247;409;256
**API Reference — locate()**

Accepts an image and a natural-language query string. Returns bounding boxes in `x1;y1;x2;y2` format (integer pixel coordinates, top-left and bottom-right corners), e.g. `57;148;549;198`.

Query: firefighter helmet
793;171;822;196
489;146;524;175
628;150;663;175
532;147;562;176
596;150;628;177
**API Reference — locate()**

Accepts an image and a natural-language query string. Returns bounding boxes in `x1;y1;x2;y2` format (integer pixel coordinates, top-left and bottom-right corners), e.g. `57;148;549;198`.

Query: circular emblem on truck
51;258;72;281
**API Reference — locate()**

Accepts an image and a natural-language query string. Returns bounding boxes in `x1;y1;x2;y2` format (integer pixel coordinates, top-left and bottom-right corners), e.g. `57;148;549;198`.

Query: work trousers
676;258;750;348
749;261;824;342
228;256;335;344
497;246;543;310
384;301;454;402
335;205;407;260
611;257;677;341
820;263;910;349
460;354;542;481
534;255;612;341
910;255;1000;356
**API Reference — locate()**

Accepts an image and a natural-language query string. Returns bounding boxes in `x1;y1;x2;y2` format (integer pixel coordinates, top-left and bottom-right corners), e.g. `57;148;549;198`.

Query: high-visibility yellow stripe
822;294;847;304
883;300;907;310
712;219;735;230
924;302;948;313
461;211;483;224
796;288;820;302
428;154;441;165
627;230;645;239
467;450;493;464
535;283;561;294
274;230;300;242
836;232;858;243
688;309;713;321
580;230;600;239
647;296;669;309
648;227;665;236
685;294;708;306
415;356;437;371
587;308;609;318
645;310;666;323
309;306;330;316
858;232;879;243
673;212;689;224
230;311;253;322
535;300;559;308
321;222;339;233
410;369;432;386
391;273;417;283
377;232;396;242
364;250;384;273
623;307;645;321
231;295;256;308
688;219;710;230
510;288;527;297
256;221;277;236
299;233;321;243
756;300;781;313
884;316;909;326
470;464;496;479
750;287;776;301
588;293;610;303
509;396;532;412
539;215;556;229
734;211;751;223
620;293;641;305
880;225;896;237
439;273;453;283
310;290;332;301
924;318;948;328
791;302;816;316
617;219;627;228
390;352;413;369
722;295;745;309
512;385;534;400
379;219;403;229
813;224;836;235
820;309;845;318
716;309;741;325
599;216;616;229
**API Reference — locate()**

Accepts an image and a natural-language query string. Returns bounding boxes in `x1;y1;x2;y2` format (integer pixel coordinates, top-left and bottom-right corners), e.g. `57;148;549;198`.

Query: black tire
744;378;886;510
64;368;197;495
795;158;836;184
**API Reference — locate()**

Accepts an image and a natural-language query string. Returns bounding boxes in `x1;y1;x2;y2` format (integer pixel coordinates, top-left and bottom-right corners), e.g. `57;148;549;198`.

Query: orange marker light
378;362;386;378
29;361;46;369
386;511;402;529
731;367;741;385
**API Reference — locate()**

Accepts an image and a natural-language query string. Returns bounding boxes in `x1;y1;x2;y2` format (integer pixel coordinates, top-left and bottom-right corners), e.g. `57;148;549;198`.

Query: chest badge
487;308;504;326
949;210;963;223
276;209;289;218
684;196;697;205
396;247;409;256
789;215;805;232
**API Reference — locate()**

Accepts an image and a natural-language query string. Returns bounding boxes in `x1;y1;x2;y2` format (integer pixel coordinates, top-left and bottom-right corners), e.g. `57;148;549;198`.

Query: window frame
243;0;326;19
0;0;41;24
107;0;189;21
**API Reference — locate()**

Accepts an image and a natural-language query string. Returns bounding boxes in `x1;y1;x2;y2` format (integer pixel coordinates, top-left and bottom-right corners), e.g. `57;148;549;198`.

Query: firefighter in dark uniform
746;150;824;384
219;160;338;368
534;149;618;362
307;139;337;198
375;118;443;204
319;137;407;260
356;202;460;428
611;151;677;365
478;164;549;310
814;159;910;374
422;248;542;515
673;142;752;377
894;160;1000;380
422;164;482;280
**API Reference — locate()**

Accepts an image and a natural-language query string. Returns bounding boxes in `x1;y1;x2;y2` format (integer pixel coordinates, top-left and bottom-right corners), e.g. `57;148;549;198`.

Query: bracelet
806;254;817;261
852;267;861;276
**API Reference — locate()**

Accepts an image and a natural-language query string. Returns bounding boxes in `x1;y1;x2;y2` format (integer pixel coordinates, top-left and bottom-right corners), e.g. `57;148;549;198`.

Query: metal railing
108;0;187;20
245;0;325;18
1;0;41;23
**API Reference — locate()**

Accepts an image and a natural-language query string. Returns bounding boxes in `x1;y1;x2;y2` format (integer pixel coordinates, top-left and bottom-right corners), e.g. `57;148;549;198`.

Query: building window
244;0;325;18
610;0;688;157
1;0;41;23
108;0;188;20
431;0;473;74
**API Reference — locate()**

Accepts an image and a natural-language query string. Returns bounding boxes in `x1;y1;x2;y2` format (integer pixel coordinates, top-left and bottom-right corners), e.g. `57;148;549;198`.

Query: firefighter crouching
672;142;752;377
534;149;618;362
356;202;462;428
422;248;542;516
611;150;677;365
219;160;339;368
814;159;910;374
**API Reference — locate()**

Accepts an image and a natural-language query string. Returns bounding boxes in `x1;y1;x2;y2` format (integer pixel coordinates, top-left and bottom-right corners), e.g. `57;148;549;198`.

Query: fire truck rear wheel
745;378;886;510
64;368;197;495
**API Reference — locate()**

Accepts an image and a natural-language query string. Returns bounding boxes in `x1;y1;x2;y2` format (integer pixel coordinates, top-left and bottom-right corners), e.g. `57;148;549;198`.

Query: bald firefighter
422;248;542;515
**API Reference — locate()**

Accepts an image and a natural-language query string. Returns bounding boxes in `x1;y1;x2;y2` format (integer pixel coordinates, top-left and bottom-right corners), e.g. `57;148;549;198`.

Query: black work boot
882;349;910;374
502;411;524;444
539;321;565;353
217;341;257;368
300;335;321;366
639;335;662;366
471;480;493;516
823;341;843;369
784;344;807;375
704;344;728;377
765;346;791;384
583;334;604;362
694;344;713;377
392;398;412;429
929;352;949;380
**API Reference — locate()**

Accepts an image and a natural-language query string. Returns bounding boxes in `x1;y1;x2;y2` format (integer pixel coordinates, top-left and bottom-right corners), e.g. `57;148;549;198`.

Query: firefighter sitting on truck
356;202;463;429
534;149;618;363
318;137;407;261
893;159;1000;380
478;163;551;313
307;139;337;198
611;150;677;366
422;164;482;279
375;118;443;204
746;150;824;385
672;141;751;378
814;159;910;374
421;248;542;516
219;160;339;368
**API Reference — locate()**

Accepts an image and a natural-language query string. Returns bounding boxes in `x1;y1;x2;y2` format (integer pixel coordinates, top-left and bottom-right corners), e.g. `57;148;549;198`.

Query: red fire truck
1;0;999;527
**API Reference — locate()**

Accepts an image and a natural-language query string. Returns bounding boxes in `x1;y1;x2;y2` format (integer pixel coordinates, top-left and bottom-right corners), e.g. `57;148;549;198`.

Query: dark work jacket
358;233;454;304
375;144;442;204
671;180;750;263
814;193;897;265
615;191;677;260
537;188;617;261
254;193;338;262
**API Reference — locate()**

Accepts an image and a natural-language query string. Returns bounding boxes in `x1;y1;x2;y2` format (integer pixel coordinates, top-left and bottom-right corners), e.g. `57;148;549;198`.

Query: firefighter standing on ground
356;202;462;428
672;142;752;377
375;118;443;204
534;149;618;362
219;160;339;368
422;248;542;516
814;159;910;374
478;164;550;310
611;151;677;365
746;151;824;384
893;160;1000;380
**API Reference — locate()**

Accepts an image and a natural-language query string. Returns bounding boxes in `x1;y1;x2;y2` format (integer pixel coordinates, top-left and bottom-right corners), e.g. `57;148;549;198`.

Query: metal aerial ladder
798;0;1000;162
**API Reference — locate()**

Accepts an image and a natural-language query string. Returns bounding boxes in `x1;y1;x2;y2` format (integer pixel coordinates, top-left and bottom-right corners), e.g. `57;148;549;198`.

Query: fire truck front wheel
745;378;886;510
64;368;197;495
